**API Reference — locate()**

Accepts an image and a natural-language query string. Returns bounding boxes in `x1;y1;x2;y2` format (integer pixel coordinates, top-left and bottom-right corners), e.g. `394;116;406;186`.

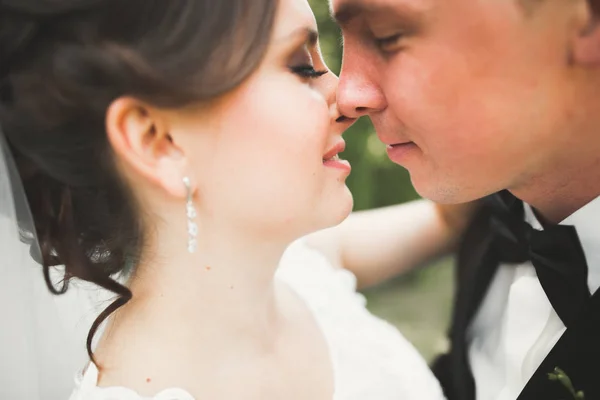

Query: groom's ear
572;2;600;66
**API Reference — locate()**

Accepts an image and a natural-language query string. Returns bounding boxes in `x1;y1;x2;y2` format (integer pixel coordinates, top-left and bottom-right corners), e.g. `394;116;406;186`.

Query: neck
124;215;293;342
510;150;600;223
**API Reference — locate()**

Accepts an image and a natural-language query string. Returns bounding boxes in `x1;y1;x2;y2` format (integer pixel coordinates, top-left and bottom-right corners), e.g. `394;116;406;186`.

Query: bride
0;0;472;399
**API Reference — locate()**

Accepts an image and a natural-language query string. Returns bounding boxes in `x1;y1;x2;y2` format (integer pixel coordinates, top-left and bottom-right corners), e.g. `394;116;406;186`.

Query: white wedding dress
69;239;446;400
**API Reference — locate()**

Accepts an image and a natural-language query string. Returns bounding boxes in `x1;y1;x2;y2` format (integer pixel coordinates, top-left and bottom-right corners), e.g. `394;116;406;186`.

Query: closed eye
290;65;328;79
373;33;403;52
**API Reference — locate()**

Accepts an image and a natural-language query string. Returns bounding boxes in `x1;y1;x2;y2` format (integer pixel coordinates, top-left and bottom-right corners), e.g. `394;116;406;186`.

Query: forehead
329;0;434;26
274;0;318;37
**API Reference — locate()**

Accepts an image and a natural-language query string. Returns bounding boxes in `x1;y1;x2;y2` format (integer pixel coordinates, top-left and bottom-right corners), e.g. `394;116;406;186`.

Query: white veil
0;128;100;399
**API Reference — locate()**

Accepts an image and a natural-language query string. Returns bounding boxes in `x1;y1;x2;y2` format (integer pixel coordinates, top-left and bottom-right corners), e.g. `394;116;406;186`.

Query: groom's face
332;0;588;203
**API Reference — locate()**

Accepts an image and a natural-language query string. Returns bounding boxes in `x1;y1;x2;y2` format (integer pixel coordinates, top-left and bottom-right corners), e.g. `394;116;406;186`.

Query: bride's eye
290;65;328;79
288;45;328;80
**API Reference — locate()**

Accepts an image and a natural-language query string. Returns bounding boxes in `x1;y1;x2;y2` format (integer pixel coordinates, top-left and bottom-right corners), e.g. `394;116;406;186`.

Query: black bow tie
487;191;591;328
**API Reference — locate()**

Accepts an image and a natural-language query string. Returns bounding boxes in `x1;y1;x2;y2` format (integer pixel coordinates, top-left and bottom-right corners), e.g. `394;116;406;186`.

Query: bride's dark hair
0;0;277;361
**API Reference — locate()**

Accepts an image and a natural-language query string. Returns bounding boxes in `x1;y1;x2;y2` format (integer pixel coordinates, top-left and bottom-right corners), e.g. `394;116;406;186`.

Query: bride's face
179;0;354;240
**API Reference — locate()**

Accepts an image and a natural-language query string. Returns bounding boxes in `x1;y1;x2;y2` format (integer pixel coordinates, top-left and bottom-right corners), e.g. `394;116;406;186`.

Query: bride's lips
323;140;351;173
386;142;418;164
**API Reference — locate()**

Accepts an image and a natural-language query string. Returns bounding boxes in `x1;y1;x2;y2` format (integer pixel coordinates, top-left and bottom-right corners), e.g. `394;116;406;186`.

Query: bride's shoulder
70;363;196;400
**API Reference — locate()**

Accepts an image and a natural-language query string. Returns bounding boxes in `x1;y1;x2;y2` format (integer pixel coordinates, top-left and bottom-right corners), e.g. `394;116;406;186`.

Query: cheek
383;50;494;153
384;39;550;170
200;75;332;230
384;47;567;201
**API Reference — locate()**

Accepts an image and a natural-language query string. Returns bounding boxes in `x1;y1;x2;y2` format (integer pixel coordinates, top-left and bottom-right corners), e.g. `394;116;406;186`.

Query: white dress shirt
468;195;600;400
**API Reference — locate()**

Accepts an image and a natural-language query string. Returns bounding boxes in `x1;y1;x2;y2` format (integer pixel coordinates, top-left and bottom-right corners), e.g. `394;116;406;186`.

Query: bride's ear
105;97;191;199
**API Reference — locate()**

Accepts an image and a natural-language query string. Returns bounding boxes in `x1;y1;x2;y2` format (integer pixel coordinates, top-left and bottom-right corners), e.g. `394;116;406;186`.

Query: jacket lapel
517;288;600;400
442;203;502;400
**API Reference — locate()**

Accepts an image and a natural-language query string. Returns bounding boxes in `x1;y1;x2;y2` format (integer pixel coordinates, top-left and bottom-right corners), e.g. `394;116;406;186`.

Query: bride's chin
279;188;353;241
320;188;354;229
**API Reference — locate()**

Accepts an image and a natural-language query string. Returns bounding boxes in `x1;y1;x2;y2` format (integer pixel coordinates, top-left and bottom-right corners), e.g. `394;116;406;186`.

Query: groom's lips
386;142;418;164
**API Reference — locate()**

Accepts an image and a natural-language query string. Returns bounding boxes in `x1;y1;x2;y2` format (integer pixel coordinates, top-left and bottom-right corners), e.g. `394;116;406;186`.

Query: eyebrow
277;27;319;46
332;2;364;26
332;1;416;28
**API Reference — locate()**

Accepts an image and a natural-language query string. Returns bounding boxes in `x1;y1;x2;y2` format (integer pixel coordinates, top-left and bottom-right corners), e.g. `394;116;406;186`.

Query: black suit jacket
431;192;600;400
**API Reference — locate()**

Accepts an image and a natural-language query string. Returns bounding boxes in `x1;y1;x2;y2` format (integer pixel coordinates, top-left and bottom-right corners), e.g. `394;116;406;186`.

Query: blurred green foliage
309;0;420;211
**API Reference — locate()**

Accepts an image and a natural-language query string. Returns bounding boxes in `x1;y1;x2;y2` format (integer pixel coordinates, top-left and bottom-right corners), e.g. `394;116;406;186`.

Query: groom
330;0;600;399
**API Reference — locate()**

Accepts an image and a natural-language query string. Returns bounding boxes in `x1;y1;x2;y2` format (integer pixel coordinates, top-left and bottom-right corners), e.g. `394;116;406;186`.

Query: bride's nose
330;87;356;130
319;71;355;128
322;73;344;121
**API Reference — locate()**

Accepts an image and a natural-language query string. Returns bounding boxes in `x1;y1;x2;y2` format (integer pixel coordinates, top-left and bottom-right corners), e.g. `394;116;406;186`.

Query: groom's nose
337;58;386;119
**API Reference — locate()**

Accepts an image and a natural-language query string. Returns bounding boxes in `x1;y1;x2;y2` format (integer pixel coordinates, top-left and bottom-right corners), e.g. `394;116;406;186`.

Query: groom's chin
409;174;480;204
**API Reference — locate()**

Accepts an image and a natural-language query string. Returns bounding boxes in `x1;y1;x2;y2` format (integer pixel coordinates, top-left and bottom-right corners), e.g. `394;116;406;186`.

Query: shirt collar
525;196;600;292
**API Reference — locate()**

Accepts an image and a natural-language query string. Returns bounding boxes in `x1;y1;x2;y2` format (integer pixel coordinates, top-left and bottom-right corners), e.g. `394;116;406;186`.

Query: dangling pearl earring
183;177;198;254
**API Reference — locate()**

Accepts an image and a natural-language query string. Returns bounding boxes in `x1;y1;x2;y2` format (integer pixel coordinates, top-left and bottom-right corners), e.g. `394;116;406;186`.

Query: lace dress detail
69;363;195;400
69;239;445;400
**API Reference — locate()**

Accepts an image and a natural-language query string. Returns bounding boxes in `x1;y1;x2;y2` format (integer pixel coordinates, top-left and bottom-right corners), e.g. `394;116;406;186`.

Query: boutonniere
548;367;585;400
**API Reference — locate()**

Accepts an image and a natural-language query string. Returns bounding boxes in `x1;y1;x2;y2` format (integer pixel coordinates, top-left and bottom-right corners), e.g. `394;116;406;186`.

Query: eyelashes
290;65;328;79
373;33;404;53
